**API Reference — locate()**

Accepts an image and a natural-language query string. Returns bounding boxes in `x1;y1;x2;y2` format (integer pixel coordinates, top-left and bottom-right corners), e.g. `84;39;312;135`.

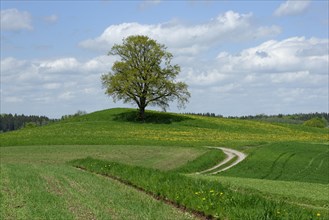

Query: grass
0;163;196;220
70;157;328;219
0;145;207;170
0;144;210;219
1;108;327;148
194;175;329;210
172;149;226;173
1;108;328;219
220;142;329;184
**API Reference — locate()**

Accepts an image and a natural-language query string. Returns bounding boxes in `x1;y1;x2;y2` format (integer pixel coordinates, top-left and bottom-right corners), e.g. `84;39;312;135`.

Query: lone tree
101;35;190;120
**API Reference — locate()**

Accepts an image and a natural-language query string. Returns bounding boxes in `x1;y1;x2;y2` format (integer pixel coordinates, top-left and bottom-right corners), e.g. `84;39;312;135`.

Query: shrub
303;117;327;128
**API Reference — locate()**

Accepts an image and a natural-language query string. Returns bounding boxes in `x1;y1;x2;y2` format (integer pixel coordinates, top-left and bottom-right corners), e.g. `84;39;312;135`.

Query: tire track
292;150;329;181
261;152;287;179
274;153;296;180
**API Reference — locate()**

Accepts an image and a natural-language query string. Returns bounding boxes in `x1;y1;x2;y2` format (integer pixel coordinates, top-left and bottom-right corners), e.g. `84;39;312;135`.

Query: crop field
221;142;329;184
0;145;209;170
1;108;328;219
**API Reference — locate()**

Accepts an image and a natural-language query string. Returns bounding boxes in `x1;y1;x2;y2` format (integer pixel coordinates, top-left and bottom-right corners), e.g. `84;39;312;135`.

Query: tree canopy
101;35;190;119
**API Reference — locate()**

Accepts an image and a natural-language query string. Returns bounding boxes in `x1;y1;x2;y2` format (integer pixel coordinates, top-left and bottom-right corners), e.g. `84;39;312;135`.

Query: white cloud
39;58;88;77
1;35;327;117
58;91;75;101
79;11;281;56
1;57;28;73
139;0;161;10
44;14;58;23
274;0;311;17
4;96;23;103
0;8;33;31
213;37;328;75
39;58;79;73
43;83;61;90
184;68;229;86
177;36;328;115
0;55;115;117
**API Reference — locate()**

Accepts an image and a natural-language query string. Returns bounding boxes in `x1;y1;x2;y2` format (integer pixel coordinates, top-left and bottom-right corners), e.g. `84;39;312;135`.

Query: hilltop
1;108;327;147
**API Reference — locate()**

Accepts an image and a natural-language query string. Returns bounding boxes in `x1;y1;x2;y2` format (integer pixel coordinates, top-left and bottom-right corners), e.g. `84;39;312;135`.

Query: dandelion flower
317;213;321;217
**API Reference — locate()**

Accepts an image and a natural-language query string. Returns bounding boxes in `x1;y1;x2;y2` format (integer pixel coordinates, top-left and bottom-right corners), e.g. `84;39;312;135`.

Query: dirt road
198;147;247;175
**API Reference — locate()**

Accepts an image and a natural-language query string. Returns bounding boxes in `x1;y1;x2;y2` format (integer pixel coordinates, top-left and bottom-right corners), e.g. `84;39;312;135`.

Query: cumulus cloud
0;8;33;31
1;36;327;117
177;36;328;115
214;37;328;76
79;11;281;56
0;55;116;117
274;0;311;17
192;37;328;90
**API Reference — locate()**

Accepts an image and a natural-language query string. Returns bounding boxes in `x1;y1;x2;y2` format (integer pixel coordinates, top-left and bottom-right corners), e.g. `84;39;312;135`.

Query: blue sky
1;0;328;118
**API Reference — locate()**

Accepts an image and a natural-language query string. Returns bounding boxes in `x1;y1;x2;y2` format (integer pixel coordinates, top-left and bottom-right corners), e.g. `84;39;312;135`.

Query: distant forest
1;111;328;133
0;114;57;133
185;112;329;124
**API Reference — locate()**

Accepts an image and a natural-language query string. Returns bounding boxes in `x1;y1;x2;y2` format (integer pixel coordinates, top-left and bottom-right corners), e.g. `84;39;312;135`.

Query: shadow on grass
113;110;191;124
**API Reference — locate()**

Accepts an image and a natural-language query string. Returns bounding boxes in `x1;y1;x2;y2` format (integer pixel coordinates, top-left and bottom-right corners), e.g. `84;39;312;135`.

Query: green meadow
1;108;328;219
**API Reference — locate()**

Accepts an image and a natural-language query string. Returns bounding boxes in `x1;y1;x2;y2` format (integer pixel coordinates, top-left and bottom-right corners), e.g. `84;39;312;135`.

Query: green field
221;142;329;184
1;108;328;219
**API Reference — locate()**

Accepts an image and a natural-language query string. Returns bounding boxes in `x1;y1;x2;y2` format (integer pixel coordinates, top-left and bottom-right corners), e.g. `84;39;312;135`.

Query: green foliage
113;109;190;124
60;110;87;121
232;112;329;124
303;117;328;128
0;114;55;132
24;122;37;128
70;157;327;219
101;35;190;119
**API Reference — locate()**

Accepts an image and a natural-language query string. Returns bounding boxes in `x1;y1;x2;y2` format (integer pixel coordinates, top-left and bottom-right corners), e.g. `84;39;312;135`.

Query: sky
1;0;328;118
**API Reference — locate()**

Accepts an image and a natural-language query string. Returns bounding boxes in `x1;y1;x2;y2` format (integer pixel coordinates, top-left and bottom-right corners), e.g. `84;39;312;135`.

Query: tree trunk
138;96;147;120
138;106;145;120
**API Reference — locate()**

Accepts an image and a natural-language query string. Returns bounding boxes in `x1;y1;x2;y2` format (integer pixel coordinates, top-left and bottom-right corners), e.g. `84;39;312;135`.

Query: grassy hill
1;108;327;147
1;108;328;219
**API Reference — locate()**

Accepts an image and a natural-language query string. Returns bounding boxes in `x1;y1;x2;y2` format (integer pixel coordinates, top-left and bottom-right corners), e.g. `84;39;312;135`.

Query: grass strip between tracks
69;157;327;220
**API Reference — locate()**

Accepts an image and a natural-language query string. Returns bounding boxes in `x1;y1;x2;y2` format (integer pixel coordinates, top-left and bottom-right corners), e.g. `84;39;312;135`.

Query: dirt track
198;147;247;175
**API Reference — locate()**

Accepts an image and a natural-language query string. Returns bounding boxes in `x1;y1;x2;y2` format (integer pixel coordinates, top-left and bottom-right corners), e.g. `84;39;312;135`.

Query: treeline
184;112;223;118
60;110;87;120
0;114;57;133
234;112;329;121
232;112;329;124
0;110;87;133
184;112;329;124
